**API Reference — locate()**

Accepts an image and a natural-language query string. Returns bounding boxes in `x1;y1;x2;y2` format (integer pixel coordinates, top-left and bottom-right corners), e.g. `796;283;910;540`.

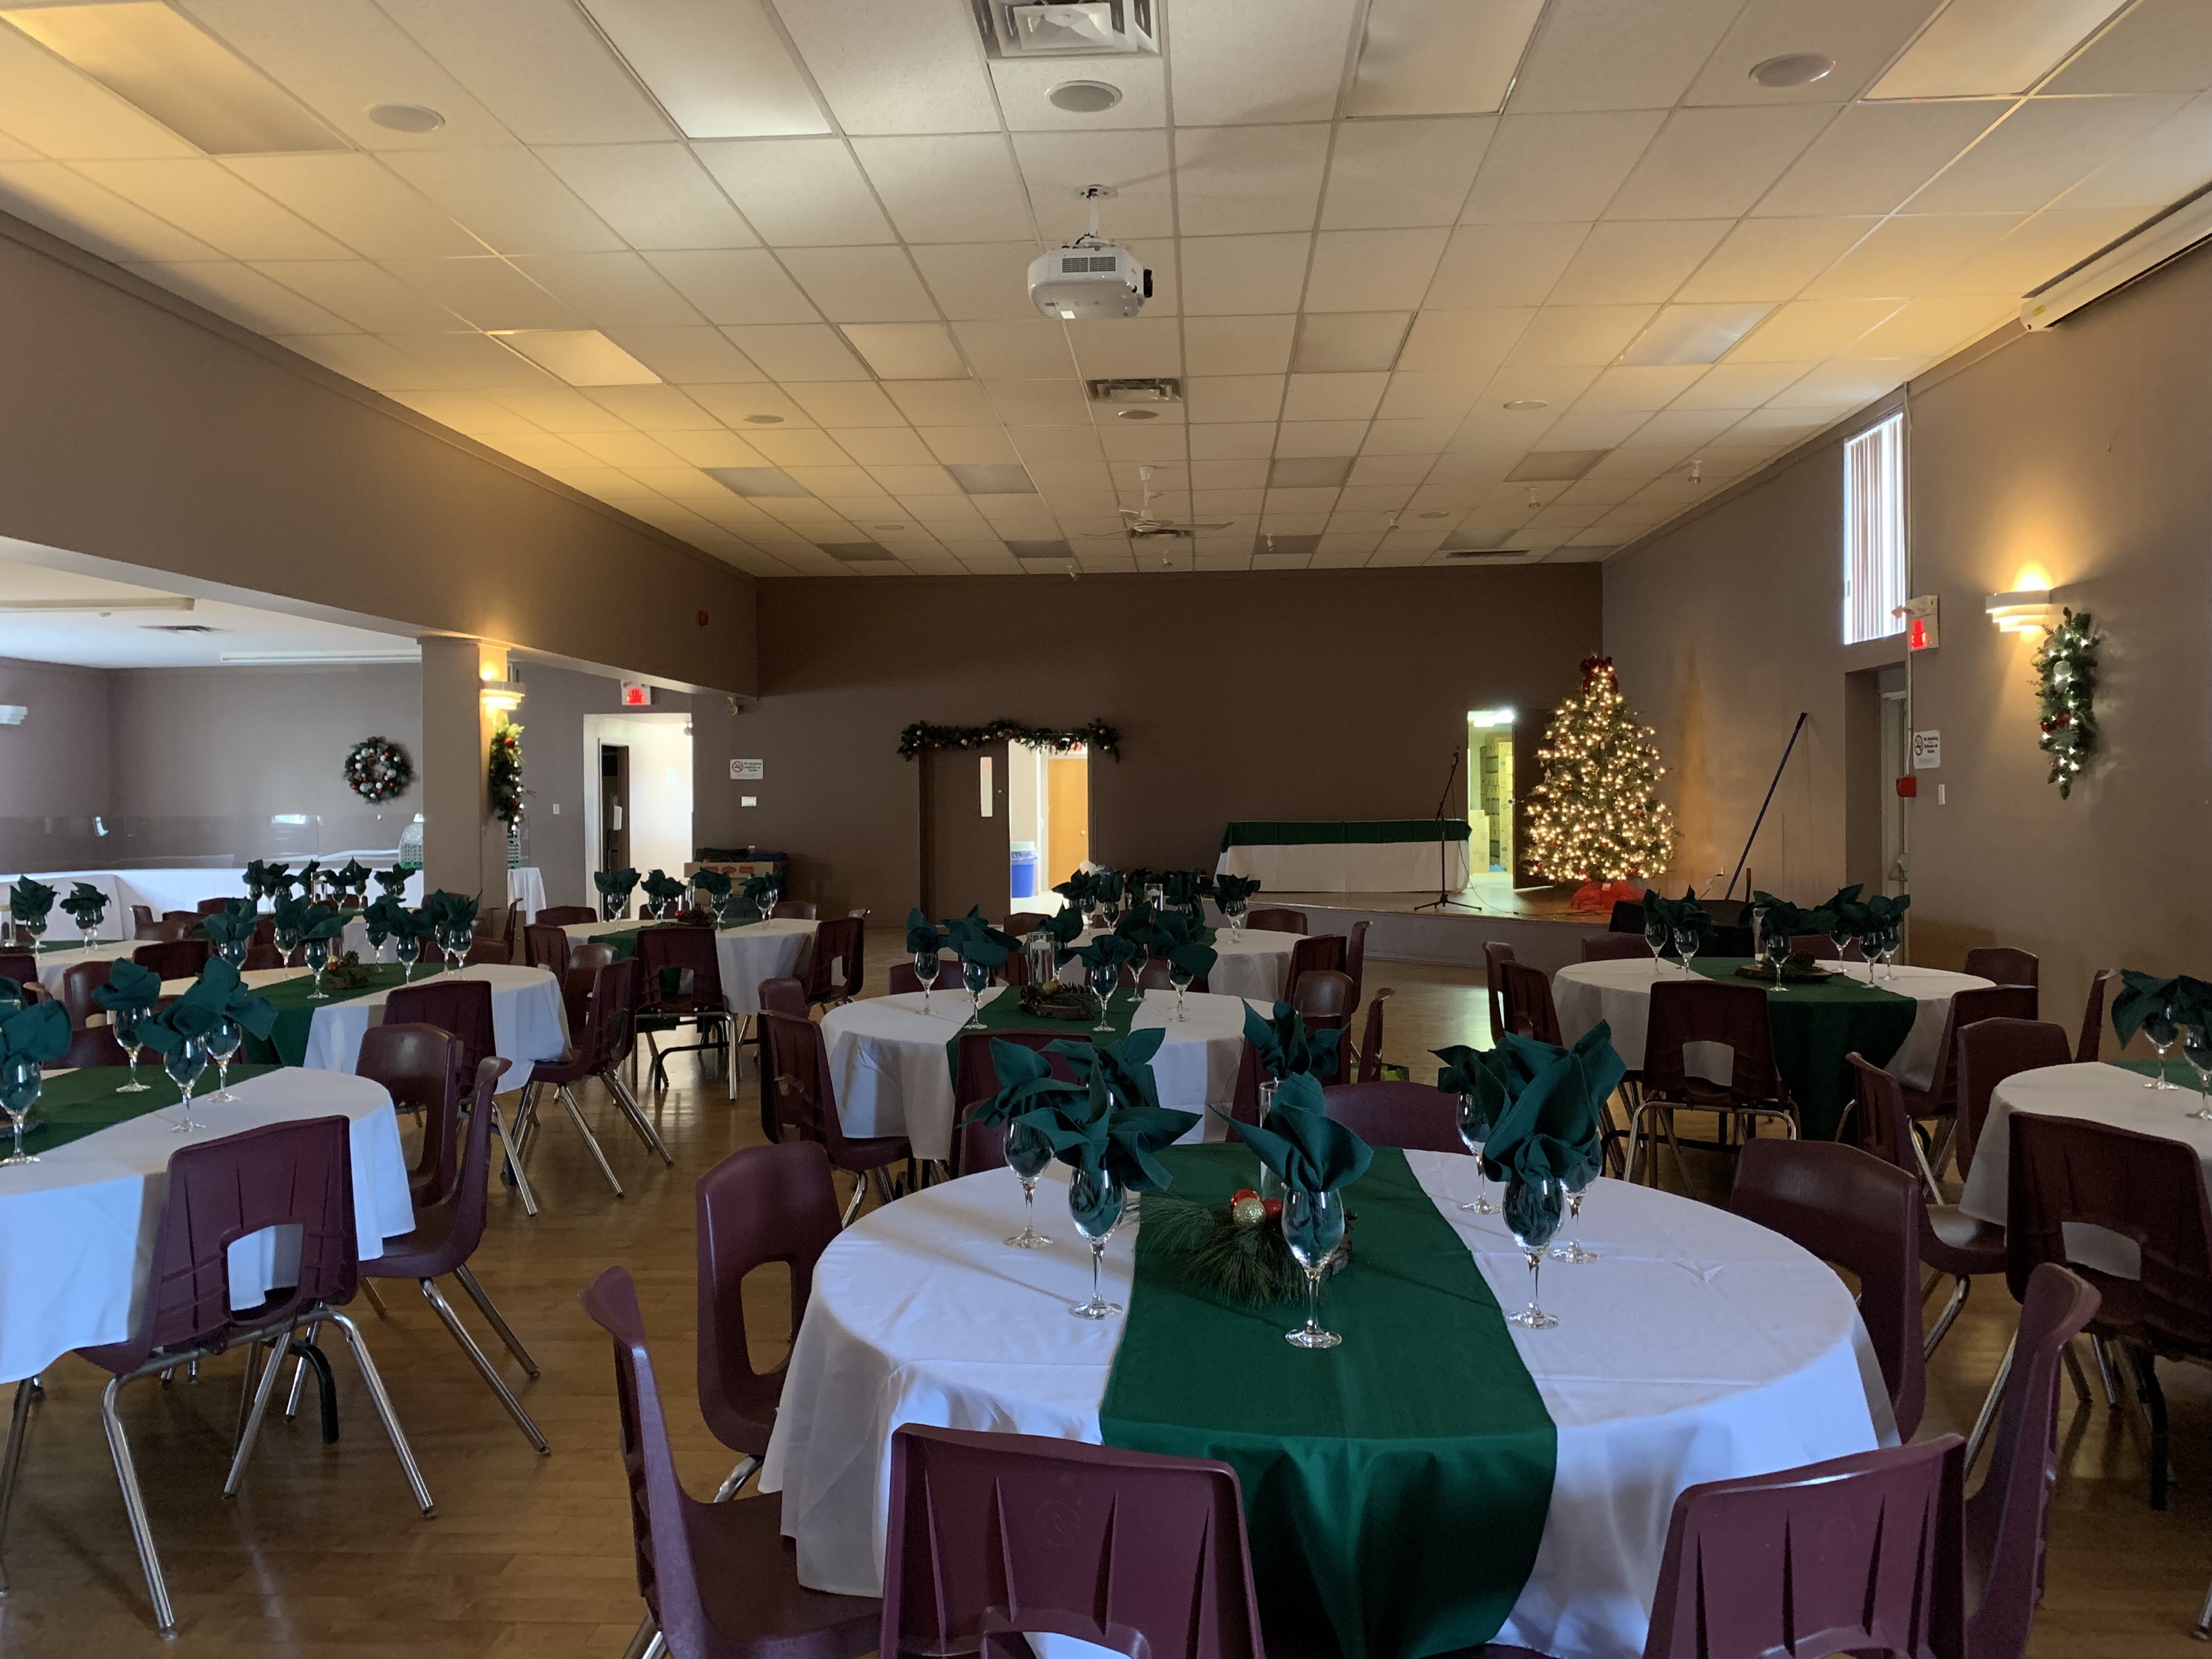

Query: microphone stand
1414;745;1481;914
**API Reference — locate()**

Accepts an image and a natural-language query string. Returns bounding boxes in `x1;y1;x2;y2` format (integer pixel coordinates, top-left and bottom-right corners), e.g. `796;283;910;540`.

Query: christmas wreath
2035;609;2098;798
489;722;525;828
344;736;414;803
897;718;1120;760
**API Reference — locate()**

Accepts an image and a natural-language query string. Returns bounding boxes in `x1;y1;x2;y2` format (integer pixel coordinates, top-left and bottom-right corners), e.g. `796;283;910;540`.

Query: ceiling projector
1029;185;1150;320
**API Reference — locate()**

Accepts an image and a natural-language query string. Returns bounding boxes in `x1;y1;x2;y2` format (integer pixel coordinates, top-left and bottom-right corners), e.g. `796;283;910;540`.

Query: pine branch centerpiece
1523;656;1677;913
2035;609;2098;798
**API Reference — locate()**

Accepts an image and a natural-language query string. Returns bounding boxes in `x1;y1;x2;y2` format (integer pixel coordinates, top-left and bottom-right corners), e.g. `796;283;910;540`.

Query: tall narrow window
1843;413;1906;643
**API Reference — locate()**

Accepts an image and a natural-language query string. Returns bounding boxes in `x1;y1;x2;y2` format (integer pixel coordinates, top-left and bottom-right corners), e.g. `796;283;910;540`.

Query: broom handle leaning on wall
1725;712;1809;903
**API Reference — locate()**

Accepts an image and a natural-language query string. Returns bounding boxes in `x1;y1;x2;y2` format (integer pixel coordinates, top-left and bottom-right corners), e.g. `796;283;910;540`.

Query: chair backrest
887;960;960;996
1344;918;1369;1007
1608;899;1645;934
407;1054;511;1278
194;897;234;916
1847;1051;1916;1174
695;1141;844;1457
1967;1263;2099;1659
564;941;617;1017
59;960;109;1029
1641;1437;1964;1659
882;1425;1265;1659
1500;959;1563;1046
806;916;864;1003
537;905;598;928
1322;1080;1462;1154
1731;1136;1925;1440
1788;930;1863;961
581;957;638;1071
2006;1112;2212;1356
356;1022;468;1205
62;1023;128;1067
1284;933;1346;1002
1136;957;1174;991
523;924;571;975
771;899;818;920
762;1009;861;1158
954;1029;1084;1116
2078;967;2120;1063
1963;946;2039;989
386;977;497;1083
464;940;511;966
132;939;210;981
1356;985;1392;1082
1580;932;1651;962
95;1115;357;1374
1002;911;1046;937
1245;907;1307;936
1290;968;1355;1085
1952;1017;2071;1179
756;975;809;1019
1230;1038;1262;1126
1483;941;1516;1040
1924;985;2041;1107
638;923;727;1012
1645;978;1780;1104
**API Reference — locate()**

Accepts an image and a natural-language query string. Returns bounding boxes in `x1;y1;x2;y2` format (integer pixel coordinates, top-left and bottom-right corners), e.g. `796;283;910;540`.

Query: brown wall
0;212;758;695
0;655;111;870
1605;242;2212;1044
515;660;694;910
690;567;1603;920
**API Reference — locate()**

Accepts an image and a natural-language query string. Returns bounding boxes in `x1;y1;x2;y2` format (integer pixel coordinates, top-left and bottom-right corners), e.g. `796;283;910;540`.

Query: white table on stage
821;987;1255;1163
1553;957;1991;1090
401;867;546;922
29;940;140;995
1068;926;1300;1003
759;1162;1885;1659
0;1067;412;1386
1214;836;1469;894
2;874;134;943
562;918;817;1016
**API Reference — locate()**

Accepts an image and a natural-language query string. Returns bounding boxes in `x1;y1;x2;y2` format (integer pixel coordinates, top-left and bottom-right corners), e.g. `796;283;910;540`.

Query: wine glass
444;923;470;973
1761;928;1791;985
2144;1004;2182;1088
1828;925;1855;970
164;1032;209;1133
207;1017;243;1103
1856;928;1884;985
78;914;100;951
1004;1120;1054;1248
1067;1166;1126;1319
304;935;331;1000
217;935;248;970
1088;960;1118;1031
276;920;303;967
913;950;938;1013
0;1057;41;1166
961;959;989;1031
1254;1078;1282;1200
114;1008;150;1094
1281;1188;1346;1349
1456;1090;1498;1214
1671;926;1700;979
1878;924;1903;981
1507;1178;1561;1329
1551;1168;1598;1264
1642;913;1670;967
1168;960;1194;1023
1224;899;1247;941
17;916;43;956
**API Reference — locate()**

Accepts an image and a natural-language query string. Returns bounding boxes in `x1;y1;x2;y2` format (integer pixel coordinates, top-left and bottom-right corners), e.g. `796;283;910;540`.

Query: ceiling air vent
142;623;224;632
818;543;897;563
1443;548;1525;560
975;1;1158;58
1088;377;1180;405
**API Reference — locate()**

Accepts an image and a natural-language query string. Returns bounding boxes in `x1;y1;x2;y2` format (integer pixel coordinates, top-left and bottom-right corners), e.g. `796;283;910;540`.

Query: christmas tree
1523;656;1677;890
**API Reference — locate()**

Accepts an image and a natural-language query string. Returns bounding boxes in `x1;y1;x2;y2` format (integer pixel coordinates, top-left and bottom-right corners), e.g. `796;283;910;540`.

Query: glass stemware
913;950;937;1013
207;1018;243;1103
114;1008;150;1094
1456;1090;1498;1214
1282;1188;1346;1349
1224;900;1247;941
79;920;100;952
1672;926;1700;979
1829;928;1854;970
1088;961;1118;1032
1507;1179;1561;1329
1879;924;1903;981
1761;928;1791;985
1642;915;1670;966
1168;962;1194;1023
1004;1120;1054;1248
2145;1006;2182;1088
276;924;303;968
961;960;990;1031
1856;930;1884;985
217;936;248;971
17;918;43;957
1067;1167;1126;1318
0;1057;40;1166
304;936;332;1000
1551;1172;1597;1263
1255;1078;1281;1201
2182;1025;2212;1121
164;1033;209;1133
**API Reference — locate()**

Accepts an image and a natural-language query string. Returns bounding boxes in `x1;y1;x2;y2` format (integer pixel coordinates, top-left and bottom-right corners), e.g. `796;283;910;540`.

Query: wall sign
730;758;764;780
1911;730;1941;770
979;755;994;817
620;682;653;707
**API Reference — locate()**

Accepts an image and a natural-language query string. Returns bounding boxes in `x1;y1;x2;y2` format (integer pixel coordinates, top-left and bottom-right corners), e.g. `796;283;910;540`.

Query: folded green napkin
968;1028;1197;1192
424;890;480;933
373;865;409;898
7;878;54;926
1222;1069;1373;1194
1750;890;1805;945
1475;1025;1621;1238
199;900;257;949
1113;902;1161;950
594;867;640;905
1865;892;1910;930
243;860;289;901
1042;906;1086;947
1212;873;1263;909
1641;887;1714;942
298;859;323;892
941;905;1017;968
741;872;774;902
1169;940;1219;981
363;895;419;947
1070;932;1141;975
271;895;315;941
60;882;108;928
1053;871;1099;911
1092;870;1126;905
1242;1000;1343;1082
905;907;945;957
300;903;349;943
2112;971;2212;1044
0;998;68;1066
1161;869;1208;912
640;869;685;906
693;868;733;903
138;959;279;1054
94;959;164;1012
334;859;371;896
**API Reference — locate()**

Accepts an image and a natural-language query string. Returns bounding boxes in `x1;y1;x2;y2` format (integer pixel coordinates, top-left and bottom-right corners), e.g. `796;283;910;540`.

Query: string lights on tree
2034;608;2098;798
1523;656;1677;897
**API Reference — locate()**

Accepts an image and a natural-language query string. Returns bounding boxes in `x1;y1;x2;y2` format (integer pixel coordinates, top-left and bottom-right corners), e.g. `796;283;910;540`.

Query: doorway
1879;688;1909;897
599;743;630;874
1467;710;1515;884
581;712;693;902
1004;741;1090;915
1843;665;1908;899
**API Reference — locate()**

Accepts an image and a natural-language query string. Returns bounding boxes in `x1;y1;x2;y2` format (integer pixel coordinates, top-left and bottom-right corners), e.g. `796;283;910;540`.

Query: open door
599;744;630;874
921;744;1010;920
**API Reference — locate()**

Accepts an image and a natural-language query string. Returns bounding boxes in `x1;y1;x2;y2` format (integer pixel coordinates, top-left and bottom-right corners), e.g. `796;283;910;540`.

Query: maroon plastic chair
30;1118;430;1632
131;939;209;981
62;1023;129;1067
637;924;736;1100
771;899;818;920
357;1021;468;1208
537;905;597;928
1629;978;1795;1184
1290;967;1355;1086
752;976;811;1140
1964;946;2039;989
1902;985;2042;1151
578;1267;880;1659
1483;941;1517;1041
194;897;234;917
129;903;156;939
2078;967;2121;1063
1355;985;1393;1082
1321;1081;1465;1155
522;958;671;1201
1344;918;1370;1008
59;959;109;1029
695;1143;843;1497
522;923;571;974
563;941;617;1031
1498;960;1561;1044
1954;1018;2072;1181
886;960;960;996
1789;931;1864;962
761;1010;912;1225
1246;907;1307;936
802;916;865;1011
0;951;34;989
1580;932;1652;962
464;939;511;966
361;1054;544;1453
1643;1436;1965;1659
1283;933;1347;1004
387;978;495;1089
882;1425;1264;1659
1731;1136;1925;1440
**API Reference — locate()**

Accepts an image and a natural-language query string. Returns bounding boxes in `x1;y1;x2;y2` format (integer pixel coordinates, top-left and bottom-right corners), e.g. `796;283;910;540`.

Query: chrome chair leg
1965;1333;2017;1476
361;1279;390;1319
100;1375;175;1632
224;1324;296;1497
0;1376;35;1592
604;1069;674;1165
2091;1332;2122;1406
453;1264;539;1376
493;1098;538;1216
282;1330;317;1422
841;1174;867;1227
2062;1340;2094;1405
419;1279;548;1454
710;1454;760;1502
234;1338;265;1441
557;1086;625;1197
623;1613;664;1659
1925;1274;1971;1358
327;1313;434;1516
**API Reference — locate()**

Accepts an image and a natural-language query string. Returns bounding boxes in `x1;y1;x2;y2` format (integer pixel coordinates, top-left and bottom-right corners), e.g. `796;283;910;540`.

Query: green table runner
19;1064;279;1155
1689;957;1919;1139
243;964;445;1068
1099;1145;1555;1659
942;985;1143;1080
588;920;768;963
1221;819;1473;851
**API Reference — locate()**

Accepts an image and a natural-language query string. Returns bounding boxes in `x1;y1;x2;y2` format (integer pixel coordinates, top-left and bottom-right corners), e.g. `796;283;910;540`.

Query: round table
562;917;816;1016
758;1158;1886;1659
29;939;138;995
1067;927;1301;1002
0;1067;411;1385
821;987;1256;1162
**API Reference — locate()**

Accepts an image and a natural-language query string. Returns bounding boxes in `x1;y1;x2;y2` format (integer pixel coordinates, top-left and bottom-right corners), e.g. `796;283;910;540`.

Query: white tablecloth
1;864;548;942
821;987;1255;1162
563;918;817;1016
0;1067;411;1385
1216;836;1467;893
1068;926;1299;1003
29;940;139;994
1554;958;1990;1090
758;1160;1885;1659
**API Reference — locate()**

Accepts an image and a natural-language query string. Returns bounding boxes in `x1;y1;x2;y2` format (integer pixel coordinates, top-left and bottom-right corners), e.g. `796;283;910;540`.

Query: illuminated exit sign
619;682;653;707
1898;595;1939;651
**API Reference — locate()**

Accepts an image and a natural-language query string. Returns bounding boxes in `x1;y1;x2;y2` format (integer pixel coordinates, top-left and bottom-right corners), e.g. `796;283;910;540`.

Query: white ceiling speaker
1748;52;1833;87
1048;79;1124;111
1029;186;1151;320
367;102;445;132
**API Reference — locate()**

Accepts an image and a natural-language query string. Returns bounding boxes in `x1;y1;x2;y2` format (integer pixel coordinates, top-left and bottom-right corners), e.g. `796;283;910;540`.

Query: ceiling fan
1080;466;1232;550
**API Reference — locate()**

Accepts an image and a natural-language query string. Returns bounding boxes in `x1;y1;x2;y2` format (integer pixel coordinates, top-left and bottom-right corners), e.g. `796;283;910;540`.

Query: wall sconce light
480;680;525;716
1985;590;2060;636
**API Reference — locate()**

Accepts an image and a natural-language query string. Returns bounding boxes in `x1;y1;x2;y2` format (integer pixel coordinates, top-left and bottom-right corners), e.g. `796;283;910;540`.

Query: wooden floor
0;935;2205;1655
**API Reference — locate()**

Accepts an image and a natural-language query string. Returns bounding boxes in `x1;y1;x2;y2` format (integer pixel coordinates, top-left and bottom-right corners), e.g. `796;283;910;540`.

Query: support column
418;636;513;909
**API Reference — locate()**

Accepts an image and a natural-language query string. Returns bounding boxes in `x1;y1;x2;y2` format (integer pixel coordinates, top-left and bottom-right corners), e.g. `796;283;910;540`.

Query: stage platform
1258;883;1610;975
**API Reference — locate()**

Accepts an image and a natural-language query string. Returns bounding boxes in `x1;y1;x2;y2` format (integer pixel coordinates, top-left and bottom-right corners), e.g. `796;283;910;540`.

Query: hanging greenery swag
2035;609;2098;799
488;721;526;827
897;719;1121;760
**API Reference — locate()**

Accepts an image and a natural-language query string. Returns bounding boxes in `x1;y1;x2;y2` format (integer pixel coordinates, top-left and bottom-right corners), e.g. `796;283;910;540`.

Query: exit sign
619;682;653;707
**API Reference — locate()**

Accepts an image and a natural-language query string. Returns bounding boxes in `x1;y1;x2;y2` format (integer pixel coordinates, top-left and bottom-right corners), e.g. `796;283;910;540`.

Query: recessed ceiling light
1118;407;1160;421
1503;398;1548;411
743;413;784;425
1749;52;1834;87
1048;79;1124;112
490;329;661;387
367;101;445;133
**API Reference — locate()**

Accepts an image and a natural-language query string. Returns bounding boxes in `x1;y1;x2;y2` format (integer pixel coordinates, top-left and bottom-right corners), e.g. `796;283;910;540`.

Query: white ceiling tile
491;384;641;429
1908;96;2187;213
1927;207;2146;293
779;246;938;322
1282;372;1389;422
644;250;818;324
1728;298;1900;361
1606;106;1835;220
67;159;351;260
718;322;868;379
510;251;704;326
1319;117;1494;228
1376;371;1483;419
1508;0;1746;112
1801;213;2024;299
1361;417;1458;453
1014;129;1174;241
1183;314;1298;375
533;144;758;250
829;426;933;466
1176;234;1311;314
271;331;428;388
1184;378;1286;424
380;148;623;255
1682;0;1945;106
1575;365;1709;411
1303;228;1451;310
1763;356;1920;408
951;318;1073;377
380;257;582;329
842;321;969;378
1667;359;1815;407
747;429;855;466
223;155;485;258
1173;125;1331;235
602;325;763;383
0;25;199;159
1617;406;1749;446
248;258;461;331
1170;0;1359;124
479;431;602;470
1067;315;1182;377
1460;111;1666;224
1848;294;2018;359
1498;304;1655;366
1399;307;1532;374
397;388;550;433
578;0;828;139
1425;222;1589;307
1293;311;1414;371
1722;405;1854;444
885;380;999;424
872;463;963;495
783;382;907;429
2051;89;2212;209
126;260;352;334
1755;102;2005;219
852;135;1036;242
687;383;813;426
1013;430;1106;466
376;0;673;143
2047;0;2212;93
909;242;1045;321
583;385;718;429
988;56;1167;131
985;380;1090;424
693;138;895;245
920;426;1021;464
385;330;561;389
773;0;999;135
1549;219;1732;304
653;428;772;466
0;161;222;262
1676;217;1878;301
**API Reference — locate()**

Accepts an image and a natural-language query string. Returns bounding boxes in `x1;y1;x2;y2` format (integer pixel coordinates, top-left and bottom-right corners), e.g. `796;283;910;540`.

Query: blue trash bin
1009;842;1038;899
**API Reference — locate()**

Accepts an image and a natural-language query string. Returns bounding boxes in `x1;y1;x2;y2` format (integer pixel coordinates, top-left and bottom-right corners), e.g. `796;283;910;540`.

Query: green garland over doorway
897;719;1121;760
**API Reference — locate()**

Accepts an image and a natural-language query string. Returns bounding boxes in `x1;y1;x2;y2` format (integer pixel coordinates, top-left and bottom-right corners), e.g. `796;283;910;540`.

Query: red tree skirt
1567;879;1646;914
